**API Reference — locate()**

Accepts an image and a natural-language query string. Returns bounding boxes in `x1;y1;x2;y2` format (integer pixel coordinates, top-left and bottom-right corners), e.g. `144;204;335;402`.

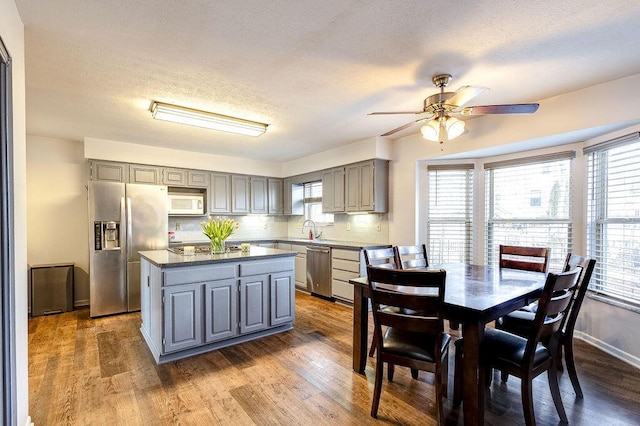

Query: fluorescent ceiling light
150;101;268;137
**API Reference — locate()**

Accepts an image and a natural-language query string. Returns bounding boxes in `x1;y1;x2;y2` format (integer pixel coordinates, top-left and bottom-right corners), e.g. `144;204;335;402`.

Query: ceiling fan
369;74;539;144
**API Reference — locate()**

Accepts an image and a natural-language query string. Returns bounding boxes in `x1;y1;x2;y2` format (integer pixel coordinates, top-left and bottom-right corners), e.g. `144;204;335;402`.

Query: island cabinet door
239;275;269;334
204;278;238;343
163;283;203;353
270;271;295;326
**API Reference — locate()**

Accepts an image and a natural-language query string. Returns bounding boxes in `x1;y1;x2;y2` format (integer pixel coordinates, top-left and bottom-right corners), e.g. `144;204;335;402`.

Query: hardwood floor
29;291;640;425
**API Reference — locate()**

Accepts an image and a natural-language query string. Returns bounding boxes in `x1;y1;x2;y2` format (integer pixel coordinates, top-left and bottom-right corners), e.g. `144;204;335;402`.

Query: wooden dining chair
453;267;582;425
363;247;398;269
499;244;550;273
366;265;450;424
394;244;429;269
363;247;399;358
496;253;596;397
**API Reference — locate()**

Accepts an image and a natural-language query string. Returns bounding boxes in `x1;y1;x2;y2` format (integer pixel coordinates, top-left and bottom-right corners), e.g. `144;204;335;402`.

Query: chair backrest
499;245;550;273
363;247;398;269
524;268;582;361
560;253;596;337
366;265;447;339
395;244;429;269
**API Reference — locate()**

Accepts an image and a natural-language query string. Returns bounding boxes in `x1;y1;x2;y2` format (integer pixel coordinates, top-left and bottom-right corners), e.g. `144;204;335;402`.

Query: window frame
584;132;640;309
484;151;575;271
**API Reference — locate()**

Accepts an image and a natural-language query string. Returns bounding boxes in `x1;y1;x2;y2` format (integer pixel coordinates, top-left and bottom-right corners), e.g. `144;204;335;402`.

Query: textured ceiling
15;0;640;162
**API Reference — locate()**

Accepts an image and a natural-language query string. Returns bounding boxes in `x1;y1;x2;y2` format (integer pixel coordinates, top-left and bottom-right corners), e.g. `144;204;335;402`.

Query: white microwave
168;193;205;215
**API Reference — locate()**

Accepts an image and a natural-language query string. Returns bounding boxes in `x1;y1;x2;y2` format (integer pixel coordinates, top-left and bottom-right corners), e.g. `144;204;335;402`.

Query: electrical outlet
376;223;381;232
347;223;351;231
263;223;268;229
297;223;303;228
176;222;181;230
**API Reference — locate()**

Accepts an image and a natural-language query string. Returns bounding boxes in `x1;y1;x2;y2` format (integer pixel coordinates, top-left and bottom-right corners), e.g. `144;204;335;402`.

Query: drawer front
332;258;360;273
333;268;360;282
240;259;294;276
332;248;360;262
332;279;354;302
164;264;237;286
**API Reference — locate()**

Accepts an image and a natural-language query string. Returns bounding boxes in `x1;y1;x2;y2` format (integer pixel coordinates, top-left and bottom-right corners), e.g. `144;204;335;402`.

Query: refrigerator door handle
126;197;133;260
120;196;127;264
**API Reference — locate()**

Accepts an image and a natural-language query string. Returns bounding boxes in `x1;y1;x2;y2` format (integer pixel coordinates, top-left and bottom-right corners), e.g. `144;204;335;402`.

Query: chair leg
453;346;463;406
564;340;584;398
500;370;509;383
435;363;445;425
371;358;384;418
548;361;568;423
410;368;419;379
441;352;449;396
521;373;536;426
556;344;564;372
387;363;395;382
485;366;493;388
369;333;377;357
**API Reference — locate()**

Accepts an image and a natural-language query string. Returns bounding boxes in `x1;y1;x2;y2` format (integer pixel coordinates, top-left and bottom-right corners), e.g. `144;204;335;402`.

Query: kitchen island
139;247;296;364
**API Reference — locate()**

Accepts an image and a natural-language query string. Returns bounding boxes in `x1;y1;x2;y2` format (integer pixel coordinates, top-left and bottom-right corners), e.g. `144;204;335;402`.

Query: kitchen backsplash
169;214;389;244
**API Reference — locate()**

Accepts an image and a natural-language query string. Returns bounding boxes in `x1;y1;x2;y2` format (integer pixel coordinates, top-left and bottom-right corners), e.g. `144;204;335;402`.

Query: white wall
27;136;90;306
0;0;28;423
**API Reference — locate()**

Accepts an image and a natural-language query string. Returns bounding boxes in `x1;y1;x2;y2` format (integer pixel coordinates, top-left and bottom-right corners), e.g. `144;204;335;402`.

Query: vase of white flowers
200;216;239;254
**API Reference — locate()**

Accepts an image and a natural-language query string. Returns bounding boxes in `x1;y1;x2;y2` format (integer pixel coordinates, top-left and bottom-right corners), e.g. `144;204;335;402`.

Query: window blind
585;134;640;307
427;165;474;263
485;154;574;271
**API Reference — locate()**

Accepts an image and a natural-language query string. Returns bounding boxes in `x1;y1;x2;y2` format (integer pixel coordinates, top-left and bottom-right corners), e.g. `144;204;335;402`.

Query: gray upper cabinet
268;178;283;215
188;171;210;188
231;175;250;214
322;167;345;213
130;164;161;184
162;167;187;186
345;159;388;213
250;176;268;214
210;173;231;213
90;160;129;182
283;177;292;214
163;168;210;188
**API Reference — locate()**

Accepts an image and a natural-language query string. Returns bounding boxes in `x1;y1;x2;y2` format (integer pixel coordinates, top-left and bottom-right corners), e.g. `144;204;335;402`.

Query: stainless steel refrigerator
88;181;168;317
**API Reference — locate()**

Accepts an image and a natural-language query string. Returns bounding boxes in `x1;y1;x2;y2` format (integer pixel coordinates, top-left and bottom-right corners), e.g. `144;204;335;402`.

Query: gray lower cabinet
270;271;295;325
239;274;269;333
140;255;295;364
204;278;237;343
163;283;203;353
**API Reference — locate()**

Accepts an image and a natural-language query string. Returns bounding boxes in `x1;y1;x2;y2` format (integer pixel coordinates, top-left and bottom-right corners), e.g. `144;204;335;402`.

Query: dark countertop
139;246;296;268
170;237;390;251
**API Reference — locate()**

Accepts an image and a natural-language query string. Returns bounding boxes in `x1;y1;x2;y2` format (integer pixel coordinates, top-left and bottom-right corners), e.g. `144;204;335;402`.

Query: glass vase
210;238;226;254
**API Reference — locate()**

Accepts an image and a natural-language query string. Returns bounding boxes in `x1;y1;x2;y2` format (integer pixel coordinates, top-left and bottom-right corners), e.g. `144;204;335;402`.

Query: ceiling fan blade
380;116;431;136
368;111;426;115
446;86;487;107
459;103;539;116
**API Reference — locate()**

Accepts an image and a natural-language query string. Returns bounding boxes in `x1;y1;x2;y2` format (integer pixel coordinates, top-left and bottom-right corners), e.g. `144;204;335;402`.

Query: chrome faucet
302;219;317;239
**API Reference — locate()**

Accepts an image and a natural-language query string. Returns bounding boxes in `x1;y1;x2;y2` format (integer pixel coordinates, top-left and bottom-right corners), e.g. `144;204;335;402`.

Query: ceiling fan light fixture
444;116;465;140
150;101;268;137
420;119;440;141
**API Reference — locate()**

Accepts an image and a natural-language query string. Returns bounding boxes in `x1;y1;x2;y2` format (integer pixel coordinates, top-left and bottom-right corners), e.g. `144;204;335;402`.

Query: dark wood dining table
349;263;547;426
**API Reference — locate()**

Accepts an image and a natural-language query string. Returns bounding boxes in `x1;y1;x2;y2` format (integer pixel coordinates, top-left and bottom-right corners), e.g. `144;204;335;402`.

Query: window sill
586;292;640;314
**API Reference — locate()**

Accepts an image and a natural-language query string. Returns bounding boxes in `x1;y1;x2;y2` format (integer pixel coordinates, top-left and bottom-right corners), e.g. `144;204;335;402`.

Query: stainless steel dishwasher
306;246;332;299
